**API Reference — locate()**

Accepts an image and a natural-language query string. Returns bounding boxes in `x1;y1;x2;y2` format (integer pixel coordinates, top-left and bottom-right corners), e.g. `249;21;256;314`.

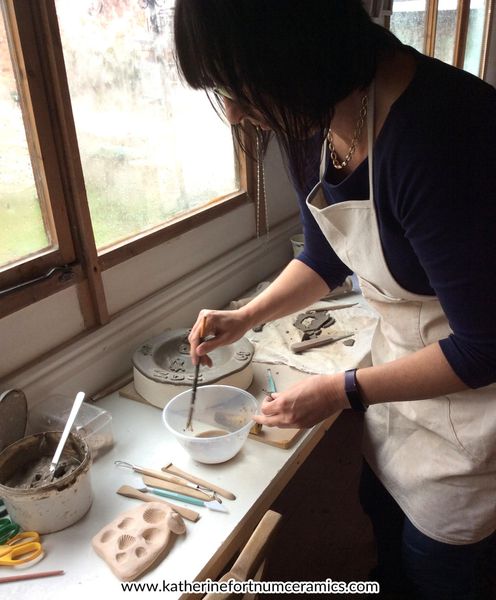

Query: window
389;0;492;76
0;0;256;321
55;0;238;251
0;13;50;266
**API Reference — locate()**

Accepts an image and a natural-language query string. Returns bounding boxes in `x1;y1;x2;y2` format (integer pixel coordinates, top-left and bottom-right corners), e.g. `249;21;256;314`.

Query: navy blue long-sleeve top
293;49;496;389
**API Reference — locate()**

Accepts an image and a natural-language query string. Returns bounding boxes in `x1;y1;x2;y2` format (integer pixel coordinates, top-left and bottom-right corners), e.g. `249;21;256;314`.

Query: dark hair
174;0;401;187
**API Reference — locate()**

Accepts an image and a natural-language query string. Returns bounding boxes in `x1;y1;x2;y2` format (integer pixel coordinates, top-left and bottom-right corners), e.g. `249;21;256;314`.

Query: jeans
359;461;496;600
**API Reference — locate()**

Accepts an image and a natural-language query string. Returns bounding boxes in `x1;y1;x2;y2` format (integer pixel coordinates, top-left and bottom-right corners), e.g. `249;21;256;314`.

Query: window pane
390;0;427;53
434;0;457;65
55;0;238;251
464;0;487;76
0;11;50;268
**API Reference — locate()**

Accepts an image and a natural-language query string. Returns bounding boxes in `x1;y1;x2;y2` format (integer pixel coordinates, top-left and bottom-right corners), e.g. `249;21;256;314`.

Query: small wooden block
248;426;305;449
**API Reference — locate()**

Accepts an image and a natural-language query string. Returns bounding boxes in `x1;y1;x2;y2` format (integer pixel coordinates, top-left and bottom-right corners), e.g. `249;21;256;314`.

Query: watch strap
344;368;368;412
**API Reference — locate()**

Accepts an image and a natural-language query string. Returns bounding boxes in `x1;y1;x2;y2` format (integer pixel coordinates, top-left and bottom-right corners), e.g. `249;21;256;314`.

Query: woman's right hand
188;308;252;367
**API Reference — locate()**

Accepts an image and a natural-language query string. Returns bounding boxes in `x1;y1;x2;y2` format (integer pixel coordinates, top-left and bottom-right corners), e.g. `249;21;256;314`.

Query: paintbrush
185;315;207;431
142;485;228;513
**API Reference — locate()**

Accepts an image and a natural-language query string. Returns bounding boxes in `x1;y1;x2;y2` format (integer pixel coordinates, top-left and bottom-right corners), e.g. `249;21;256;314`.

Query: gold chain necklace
327;93;368;170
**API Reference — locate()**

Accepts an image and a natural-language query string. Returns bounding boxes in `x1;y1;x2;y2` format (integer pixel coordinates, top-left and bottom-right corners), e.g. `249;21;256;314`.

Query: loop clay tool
115;460;215;497
92;501;186;581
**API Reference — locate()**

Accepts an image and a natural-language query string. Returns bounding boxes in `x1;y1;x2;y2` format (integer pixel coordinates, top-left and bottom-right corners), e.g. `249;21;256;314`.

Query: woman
174;1;496;598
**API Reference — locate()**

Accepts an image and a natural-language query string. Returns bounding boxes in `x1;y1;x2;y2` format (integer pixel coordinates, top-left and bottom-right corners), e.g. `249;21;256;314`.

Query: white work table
3;363;338;600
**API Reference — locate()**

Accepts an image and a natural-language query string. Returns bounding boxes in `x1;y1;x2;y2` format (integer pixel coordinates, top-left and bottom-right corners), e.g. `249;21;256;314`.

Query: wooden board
248;426;305;449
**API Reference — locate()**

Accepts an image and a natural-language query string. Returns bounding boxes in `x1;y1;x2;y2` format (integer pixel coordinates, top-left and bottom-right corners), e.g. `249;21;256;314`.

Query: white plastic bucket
0;432;93;533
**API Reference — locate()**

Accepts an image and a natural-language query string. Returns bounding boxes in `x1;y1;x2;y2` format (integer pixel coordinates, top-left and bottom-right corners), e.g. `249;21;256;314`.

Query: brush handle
49;391;85;475
142;475;214;501
146;486;205;508
116;485;200;522
131;465;206;491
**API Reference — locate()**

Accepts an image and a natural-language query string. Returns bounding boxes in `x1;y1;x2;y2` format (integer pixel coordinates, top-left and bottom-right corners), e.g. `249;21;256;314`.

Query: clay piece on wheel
132;329;254;408
92;501;186;581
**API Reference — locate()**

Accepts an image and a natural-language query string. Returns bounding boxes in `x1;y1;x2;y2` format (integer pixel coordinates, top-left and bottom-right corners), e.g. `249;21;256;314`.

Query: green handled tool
142;485;228;513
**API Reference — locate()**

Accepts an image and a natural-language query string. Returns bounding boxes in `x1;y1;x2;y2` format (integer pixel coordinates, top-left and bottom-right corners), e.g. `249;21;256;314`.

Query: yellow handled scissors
0;531;43;568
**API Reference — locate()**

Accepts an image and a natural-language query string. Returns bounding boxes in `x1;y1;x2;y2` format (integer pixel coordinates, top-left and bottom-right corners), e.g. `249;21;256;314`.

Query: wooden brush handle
116;485;200;522
162;463;236;501
132;465;200;489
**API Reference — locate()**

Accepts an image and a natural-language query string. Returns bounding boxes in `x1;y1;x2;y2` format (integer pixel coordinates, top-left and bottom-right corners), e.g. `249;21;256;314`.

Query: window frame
388;0;494;76
0;0;260;322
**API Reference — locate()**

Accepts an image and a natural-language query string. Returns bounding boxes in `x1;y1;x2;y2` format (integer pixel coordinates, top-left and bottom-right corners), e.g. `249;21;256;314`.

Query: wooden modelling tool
116;485;200;522
115;460;215;496
290;331;354;353
161;463;236;501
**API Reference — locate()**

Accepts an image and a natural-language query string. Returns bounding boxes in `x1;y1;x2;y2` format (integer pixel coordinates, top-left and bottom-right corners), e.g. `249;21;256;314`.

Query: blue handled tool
266;369;277;394
141;485;228;513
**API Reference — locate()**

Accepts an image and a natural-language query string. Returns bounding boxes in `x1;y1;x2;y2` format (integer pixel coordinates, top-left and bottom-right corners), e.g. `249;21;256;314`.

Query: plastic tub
28;395;113;459
162;385;258;464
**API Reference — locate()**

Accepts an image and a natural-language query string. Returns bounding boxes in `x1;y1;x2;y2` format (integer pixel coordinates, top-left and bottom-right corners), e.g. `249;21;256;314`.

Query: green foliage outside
0;189;49;265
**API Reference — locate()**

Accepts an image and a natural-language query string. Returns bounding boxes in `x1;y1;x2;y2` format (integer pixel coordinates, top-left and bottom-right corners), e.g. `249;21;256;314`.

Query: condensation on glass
55;0;238;250
390;0;488;74
464;0;488;76
0;11;50;268
434;0;457;65
390;0;428;54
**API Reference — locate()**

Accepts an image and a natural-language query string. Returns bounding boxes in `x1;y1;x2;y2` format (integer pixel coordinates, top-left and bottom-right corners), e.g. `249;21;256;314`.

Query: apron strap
319;134;329;180
367;79;375;205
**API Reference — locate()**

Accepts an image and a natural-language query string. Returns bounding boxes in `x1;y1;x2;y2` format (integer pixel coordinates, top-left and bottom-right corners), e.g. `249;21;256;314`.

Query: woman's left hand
252;373;347;429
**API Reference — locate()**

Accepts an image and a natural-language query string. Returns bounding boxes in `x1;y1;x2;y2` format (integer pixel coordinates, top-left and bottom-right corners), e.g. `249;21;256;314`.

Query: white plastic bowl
162;385;258;464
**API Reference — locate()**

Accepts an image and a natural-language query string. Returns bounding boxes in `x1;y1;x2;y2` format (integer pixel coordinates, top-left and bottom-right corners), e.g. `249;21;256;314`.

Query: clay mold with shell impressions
92;501;186;581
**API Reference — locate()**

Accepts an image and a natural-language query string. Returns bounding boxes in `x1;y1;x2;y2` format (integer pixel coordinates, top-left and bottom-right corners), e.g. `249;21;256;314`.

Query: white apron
306;83;496;544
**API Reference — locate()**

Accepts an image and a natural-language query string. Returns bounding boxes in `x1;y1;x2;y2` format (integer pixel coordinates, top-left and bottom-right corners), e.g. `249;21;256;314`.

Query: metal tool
161;462;236;501
116;485;200;522
0;531;44;568
141;485;228;513
114;460;216;496
266;369;277;394
49;391;85;480
186;315;207;431
311;302;358;312
252;369;278;435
